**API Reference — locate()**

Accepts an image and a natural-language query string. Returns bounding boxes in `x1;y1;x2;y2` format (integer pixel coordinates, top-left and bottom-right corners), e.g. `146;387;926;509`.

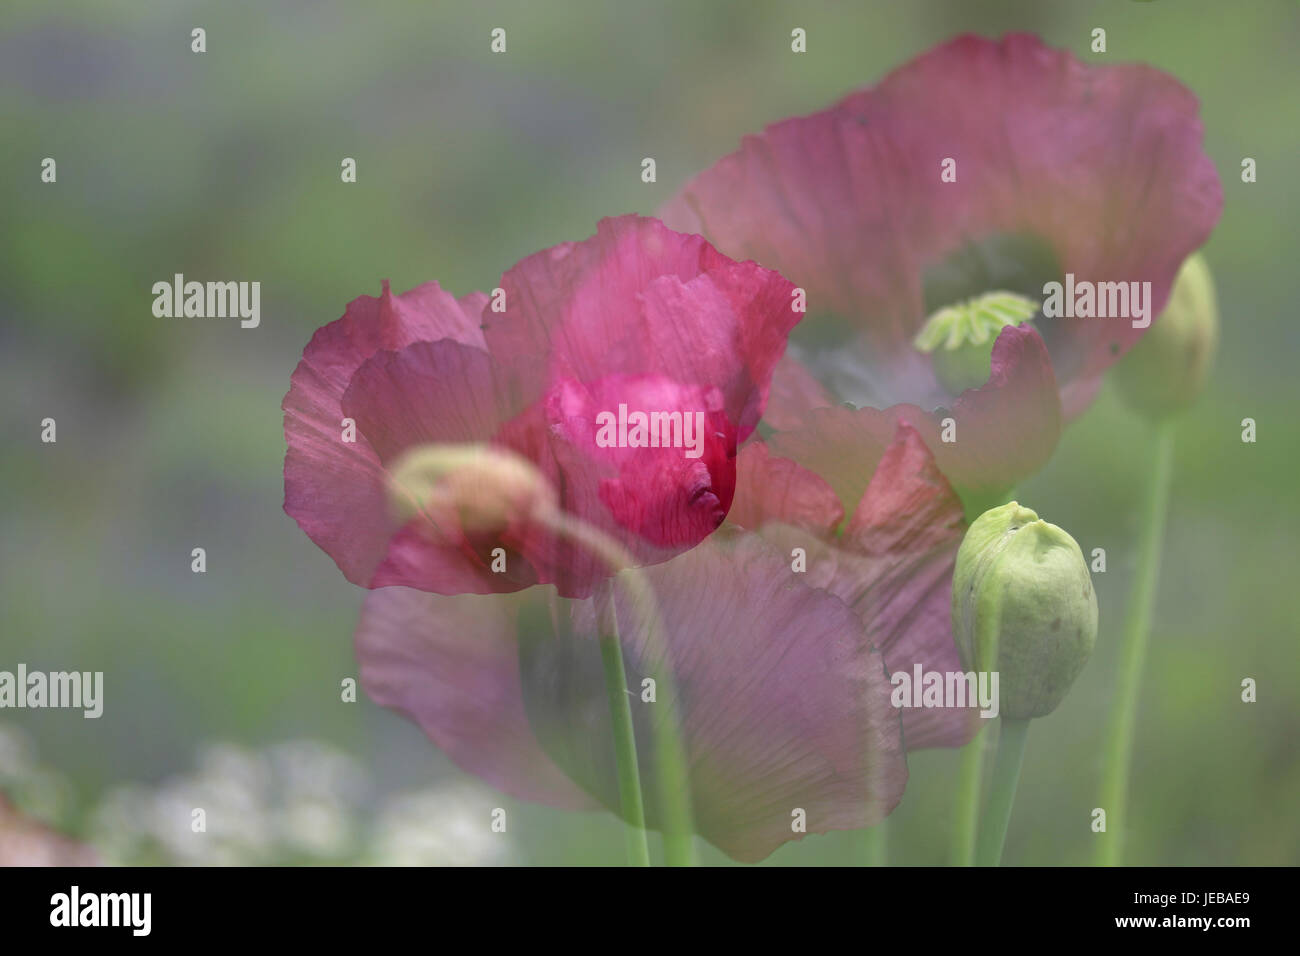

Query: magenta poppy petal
666;33;1222;416
751;422;974;748
517;534;907;862
486;215;798;439
342;340;520;461
340;344;595;596
728;442;844;537
543;375;736;549
933;323;1061;500
283;282;487;585
331;338;537;591
842;422;977;749
355;586;598;810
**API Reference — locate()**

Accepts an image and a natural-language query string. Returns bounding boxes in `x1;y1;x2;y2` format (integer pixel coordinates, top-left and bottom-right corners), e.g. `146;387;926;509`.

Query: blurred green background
2;0;1297;865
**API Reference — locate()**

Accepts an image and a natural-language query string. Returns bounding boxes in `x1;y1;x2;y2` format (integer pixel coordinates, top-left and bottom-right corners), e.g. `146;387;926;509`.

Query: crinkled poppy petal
728;442;843;537
282;281;486;585
842;422;976;749
485;215;799;440
665;33;1222;417
355;586;598;810
769;325;1060;506
752;424;975;749
341;340;522;461
934;323;1061;501
545;374;736;551
516;534;907;863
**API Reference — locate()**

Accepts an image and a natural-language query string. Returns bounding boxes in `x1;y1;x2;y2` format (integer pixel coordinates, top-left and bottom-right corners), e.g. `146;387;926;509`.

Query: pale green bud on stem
1113;252;1218;421
952;502;1098;720
952;502;1099;865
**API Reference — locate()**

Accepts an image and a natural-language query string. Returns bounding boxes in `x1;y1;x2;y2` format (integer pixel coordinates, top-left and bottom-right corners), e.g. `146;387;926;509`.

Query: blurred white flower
7;732;516;866
270;739;366;804
367;783;511;866
86;785;153;864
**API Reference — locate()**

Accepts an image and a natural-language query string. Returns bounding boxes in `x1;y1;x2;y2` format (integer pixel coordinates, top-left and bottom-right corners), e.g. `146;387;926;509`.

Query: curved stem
975;717;1030;866
951;727;986;865
1095;423;1175;866
595;581;650;866
541;508;697;865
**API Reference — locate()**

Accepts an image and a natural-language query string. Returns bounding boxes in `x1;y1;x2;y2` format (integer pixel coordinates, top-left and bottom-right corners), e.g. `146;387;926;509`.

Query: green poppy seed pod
386;443;557;533
914;291;1038;394
1113;252;1218;420
951;502;1098;719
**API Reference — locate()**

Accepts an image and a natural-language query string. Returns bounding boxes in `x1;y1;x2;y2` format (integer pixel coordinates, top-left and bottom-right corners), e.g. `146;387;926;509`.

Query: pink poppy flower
664;33;1222;502
282;215;798;599
354;420;972;861
732;420;975;749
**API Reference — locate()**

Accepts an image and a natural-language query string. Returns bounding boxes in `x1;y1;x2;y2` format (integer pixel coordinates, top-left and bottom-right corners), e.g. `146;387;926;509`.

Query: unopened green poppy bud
951;502;1098;719
1113;252;1218;420
914;291;1038;394
386;443;556;534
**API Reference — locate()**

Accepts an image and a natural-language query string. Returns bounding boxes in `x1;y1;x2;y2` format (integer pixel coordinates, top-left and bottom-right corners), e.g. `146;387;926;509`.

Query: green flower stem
951;485;1017;864
595;581;650;867
975;717;1030;866
654;706;695;866
545;509;697;866
1095;422;1175;866
950;727;986;865
860;821;887;866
